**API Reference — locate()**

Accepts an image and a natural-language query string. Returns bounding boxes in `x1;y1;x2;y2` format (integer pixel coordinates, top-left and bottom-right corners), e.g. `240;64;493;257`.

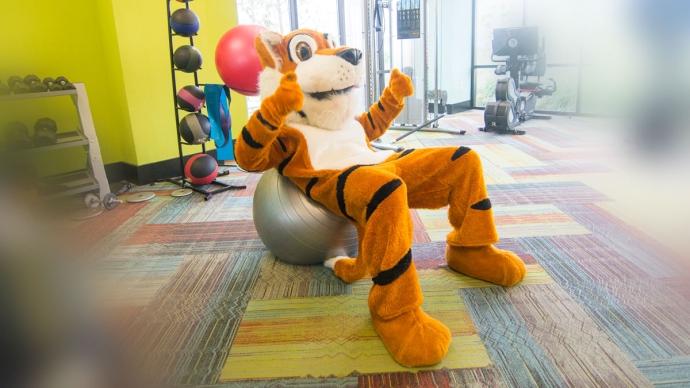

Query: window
474;0;524;66
473;68;498;108
235;0;290;34
297;0;340;44
534;66;578;113
472;0;582;114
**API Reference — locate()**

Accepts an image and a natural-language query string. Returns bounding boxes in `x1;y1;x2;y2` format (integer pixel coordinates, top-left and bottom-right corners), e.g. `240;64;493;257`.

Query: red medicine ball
184;154;219;185
215;24;265;96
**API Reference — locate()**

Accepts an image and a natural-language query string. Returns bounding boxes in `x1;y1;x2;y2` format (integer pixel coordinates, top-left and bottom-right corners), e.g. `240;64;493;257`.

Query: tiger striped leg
392;146;526;286
441;148;525;286
334;166;451;367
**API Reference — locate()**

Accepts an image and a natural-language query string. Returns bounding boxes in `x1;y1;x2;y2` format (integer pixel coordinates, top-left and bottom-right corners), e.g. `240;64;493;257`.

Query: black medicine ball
179;113;210;144
170;9;200;37
173;45;203;73
176;85;205;112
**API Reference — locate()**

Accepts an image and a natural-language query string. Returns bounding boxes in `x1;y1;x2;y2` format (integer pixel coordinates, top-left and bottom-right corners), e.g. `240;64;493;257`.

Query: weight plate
102;193;120;210
171;188;193;197
125;192;156;203
71;207;104;221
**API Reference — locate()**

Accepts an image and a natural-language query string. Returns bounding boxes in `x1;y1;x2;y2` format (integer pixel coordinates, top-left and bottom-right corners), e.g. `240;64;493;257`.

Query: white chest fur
289;121;394;171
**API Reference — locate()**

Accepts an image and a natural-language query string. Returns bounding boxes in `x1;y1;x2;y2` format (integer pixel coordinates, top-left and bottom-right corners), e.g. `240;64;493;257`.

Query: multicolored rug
83;111;690;387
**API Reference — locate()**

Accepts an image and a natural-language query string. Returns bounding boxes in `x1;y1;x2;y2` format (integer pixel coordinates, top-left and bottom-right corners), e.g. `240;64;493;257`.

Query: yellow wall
2;0;246;167
3;0;136;165
109;0;247;165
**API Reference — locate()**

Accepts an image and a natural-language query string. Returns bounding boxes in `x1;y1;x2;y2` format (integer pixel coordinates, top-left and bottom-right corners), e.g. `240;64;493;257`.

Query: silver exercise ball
253;169;358;265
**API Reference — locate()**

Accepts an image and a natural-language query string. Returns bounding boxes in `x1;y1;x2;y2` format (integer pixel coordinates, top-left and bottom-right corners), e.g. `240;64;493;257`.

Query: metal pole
375;0;386;97
433;0;439;121
387;0;393;71
470;0;476;108
166;0;185;177
364;0;375;107
422;0;428;122
337;0;347;45
289;0;299;30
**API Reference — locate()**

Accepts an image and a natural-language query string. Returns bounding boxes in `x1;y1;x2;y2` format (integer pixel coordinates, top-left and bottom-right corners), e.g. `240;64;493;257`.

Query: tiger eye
296;41;312;61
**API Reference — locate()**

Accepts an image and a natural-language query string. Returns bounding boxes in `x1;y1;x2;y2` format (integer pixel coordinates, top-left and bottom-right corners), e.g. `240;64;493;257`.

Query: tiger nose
337;48;362;65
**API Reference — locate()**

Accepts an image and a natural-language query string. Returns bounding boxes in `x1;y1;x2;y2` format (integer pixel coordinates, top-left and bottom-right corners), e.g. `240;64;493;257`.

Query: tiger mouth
307;85;356;101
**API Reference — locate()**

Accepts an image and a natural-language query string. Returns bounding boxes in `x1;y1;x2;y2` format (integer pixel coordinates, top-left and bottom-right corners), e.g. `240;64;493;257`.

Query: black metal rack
164;0;245;200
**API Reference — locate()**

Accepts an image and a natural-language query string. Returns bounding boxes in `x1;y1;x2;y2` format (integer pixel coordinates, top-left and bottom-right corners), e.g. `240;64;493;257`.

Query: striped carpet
84;110;690;387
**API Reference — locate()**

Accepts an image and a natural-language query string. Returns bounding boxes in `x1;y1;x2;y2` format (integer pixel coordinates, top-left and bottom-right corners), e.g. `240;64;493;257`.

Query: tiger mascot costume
236;29;527;367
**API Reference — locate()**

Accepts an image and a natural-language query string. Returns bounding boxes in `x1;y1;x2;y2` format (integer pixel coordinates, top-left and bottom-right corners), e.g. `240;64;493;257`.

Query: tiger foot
325;256;366;283
371;307;451;367
446;244;526;286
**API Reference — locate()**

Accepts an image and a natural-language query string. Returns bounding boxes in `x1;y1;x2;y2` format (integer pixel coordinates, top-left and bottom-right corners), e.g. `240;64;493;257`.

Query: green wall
2;0;247;168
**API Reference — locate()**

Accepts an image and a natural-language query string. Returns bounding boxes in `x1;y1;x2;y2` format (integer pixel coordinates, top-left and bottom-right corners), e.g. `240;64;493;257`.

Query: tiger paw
325;256;366;283
446;244;526;286
263;72;304;119
388;68;414;101
372;307;451;367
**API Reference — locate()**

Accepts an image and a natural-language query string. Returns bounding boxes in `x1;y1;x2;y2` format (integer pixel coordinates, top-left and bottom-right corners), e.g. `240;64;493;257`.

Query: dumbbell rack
164;0;245;200
0;84;112;202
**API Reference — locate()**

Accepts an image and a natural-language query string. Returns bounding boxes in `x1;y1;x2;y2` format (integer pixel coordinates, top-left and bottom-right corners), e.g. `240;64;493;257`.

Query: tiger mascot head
255;29;363;130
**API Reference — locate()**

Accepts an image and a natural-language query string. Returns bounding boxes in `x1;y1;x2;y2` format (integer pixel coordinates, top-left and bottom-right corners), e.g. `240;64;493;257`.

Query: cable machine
365;0;465;144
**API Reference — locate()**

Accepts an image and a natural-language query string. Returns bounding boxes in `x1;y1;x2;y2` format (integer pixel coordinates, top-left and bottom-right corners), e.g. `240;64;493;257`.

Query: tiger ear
255;30;283;70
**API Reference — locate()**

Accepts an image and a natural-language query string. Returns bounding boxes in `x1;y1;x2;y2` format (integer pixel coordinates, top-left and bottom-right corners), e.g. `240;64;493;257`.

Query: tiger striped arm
357;86;406;142
234;104;288;172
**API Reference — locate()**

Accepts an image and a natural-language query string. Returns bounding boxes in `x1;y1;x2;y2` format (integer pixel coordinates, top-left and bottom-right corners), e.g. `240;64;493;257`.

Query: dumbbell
3;121;33;150
24;74;48;92
42;77;61;91
54;76;74;90
84;192;121;210
34;118;58;146
8;76;29;94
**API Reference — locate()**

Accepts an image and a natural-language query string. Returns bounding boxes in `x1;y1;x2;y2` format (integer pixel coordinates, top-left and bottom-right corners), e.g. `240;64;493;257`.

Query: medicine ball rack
164;0;245;200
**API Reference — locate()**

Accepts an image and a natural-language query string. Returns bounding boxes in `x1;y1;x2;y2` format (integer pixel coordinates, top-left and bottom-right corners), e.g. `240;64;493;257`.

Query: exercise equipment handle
393;114;446;143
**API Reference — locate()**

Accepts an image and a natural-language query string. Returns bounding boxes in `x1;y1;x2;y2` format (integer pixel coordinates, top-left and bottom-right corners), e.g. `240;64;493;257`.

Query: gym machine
365;0;465;151
482;27;557;135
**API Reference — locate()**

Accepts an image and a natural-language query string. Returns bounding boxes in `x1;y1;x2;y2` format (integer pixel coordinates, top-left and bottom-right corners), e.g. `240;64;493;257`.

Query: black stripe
366;112;375;129
366;179;403;221
241;127;263;149
471;198;492;210
257;112;278;130
377;101;385;112
277;137;287;152
398;148;415;158
305;177;318;200
451;146;472;161
277;154;294;175
297;110;307;118
372;250;412;286
336;165;362;222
